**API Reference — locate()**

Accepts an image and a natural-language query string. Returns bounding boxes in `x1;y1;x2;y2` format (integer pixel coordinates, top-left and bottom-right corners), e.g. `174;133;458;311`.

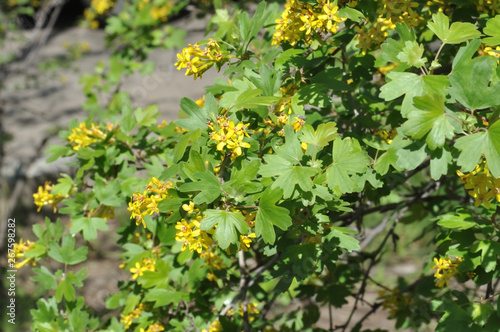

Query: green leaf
45;144;73;163
338;6;364;22
30;297;57;325
396;41;427;68
134;105;159;127
483;15;500;46
259;154;318;198
70;217;108;241
201;210;249;249
430;146;453;180
380;72;449;116
178;171;222;204
428;12;481;44
172;129;201;163
233;88;279;110
437;210;476;230
144;289;189;308
300;122;338;147
94;178;122;207
247;1;268;42
51;176;73;196
373;135;412;175
326;137;370;195
31;266;57;291
455;120;500;177
448;55;500;111
328;229;360;252
176;98;210;131
395;140;427;171
137;259;171;289
255;187;292;244
401;94;455;149
275;49;303;69
473;240;500;273
48;235;88;265
56;271;77;302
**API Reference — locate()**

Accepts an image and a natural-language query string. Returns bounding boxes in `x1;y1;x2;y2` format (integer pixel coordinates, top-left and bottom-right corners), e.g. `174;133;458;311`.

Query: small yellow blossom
33;181;66;212
209;116;251;161
431;256;462;288
182;201;199;214
202;320;222;332
140;323;165;332
239;233;256;252
8;239;36;269
127;177;173;228
175;40;231;80
91;0;114;15
120;303;144;329
378;288;412;318
67;122;115;151
457;161;500;208
292;116;306;132
273;0;346;46
175;216;214;254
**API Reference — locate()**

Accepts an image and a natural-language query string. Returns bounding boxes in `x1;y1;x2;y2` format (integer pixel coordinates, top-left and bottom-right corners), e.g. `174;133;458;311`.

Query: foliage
6;0;500;331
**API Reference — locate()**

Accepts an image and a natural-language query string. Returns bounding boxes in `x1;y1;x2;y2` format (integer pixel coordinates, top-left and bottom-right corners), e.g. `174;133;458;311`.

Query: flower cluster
457;162;500;208
208;115;251;161
239;233;256;252
431;256;462;288
127;177;173;228
378;288;412;318
276;83;298;115
84;0;115;28
273;0;346;46
476;0;500;16
9;239;36;269
374;127;398;144
200;249;227;281
175;216;214;254
355;17;395;53
87;204;115;220
129;257;157;280
33;181;67;212
202;320;222;332
138;0;174;21
226;302;261;322
140;323;165;332
67;122;115;151
376;0;421;27
120;303;145;329
175;39;231;80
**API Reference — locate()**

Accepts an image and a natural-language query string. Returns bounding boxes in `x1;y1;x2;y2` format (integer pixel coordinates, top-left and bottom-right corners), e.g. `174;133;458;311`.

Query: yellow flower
91;0;114;15
128;178;173;228
378;288;412;318
182;201;199;214
67;122;115;151
8;239;36;269
202;320;222;332
431;256;462;288
318;2;343;33
457;161;500;208
33;181;66;213
239;233;256;252
292;116;305;132
175;217;213;254
175;41;231;80
130;262;147;279
140;323;165;332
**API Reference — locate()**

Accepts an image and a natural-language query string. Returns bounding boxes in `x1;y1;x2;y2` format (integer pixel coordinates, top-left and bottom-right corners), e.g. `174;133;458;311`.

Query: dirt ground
0;6;430;331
